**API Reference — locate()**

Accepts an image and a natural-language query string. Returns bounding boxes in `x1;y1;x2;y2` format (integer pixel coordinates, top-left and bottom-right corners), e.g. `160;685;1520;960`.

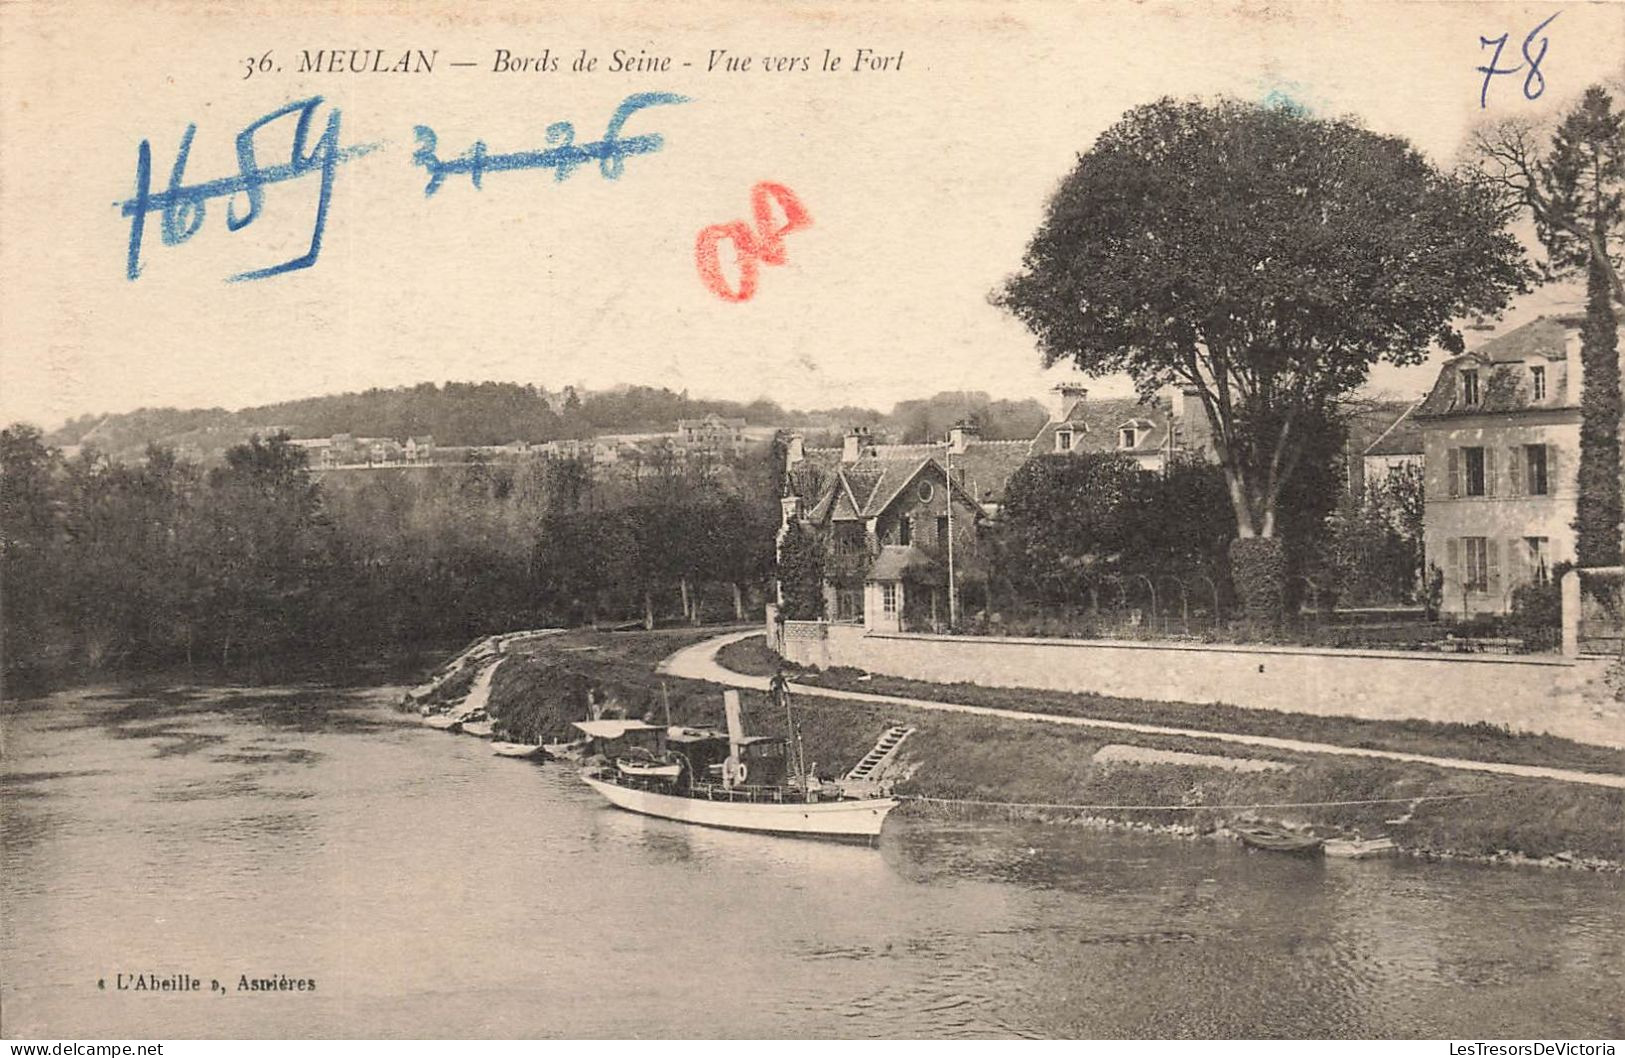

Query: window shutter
1507;447;1523;495
1547;445;1560;495
1448;448;1460;498
1484;447;1498;497
1446;538;1460;589
1487;539;1501;600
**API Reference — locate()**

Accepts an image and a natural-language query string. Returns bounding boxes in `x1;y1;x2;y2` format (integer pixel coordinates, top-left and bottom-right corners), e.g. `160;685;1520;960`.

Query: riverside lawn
437;628;1625;868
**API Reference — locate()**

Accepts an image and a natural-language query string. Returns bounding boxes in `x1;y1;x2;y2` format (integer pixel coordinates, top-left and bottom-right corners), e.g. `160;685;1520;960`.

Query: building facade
781;380;1212;630
1414;311;1605;616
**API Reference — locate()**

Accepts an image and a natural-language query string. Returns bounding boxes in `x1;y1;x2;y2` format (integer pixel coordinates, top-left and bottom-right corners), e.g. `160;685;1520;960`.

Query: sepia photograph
1;0;1622;1045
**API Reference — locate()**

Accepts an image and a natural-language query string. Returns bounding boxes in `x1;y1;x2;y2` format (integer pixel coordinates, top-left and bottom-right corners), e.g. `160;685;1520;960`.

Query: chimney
785;433;805;466
948;419;981;454
841;425;871;464
1050;382;1088;422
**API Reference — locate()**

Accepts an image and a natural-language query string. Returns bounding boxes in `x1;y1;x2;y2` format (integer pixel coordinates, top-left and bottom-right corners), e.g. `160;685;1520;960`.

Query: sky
2;1;1622;430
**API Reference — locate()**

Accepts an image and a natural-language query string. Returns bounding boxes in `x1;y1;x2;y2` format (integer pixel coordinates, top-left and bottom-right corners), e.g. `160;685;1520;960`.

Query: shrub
1230;537;1287;625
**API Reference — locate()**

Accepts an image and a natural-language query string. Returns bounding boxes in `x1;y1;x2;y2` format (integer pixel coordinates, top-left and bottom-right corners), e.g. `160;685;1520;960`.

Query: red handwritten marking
695;182;811;301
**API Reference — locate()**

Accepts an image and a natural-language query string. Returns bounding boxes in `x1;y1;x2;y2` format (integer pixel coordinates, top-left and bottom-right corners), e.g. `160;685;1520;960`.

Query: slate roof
1362;402;1424;458
1028;396;1174;457
801;438;1032;520
1414;313;1593;419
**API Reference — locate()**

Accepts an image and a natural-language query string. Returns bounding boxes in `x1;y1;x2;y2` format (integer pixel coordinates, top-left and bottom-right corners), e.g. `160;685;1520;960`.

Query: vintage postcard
2;0;1623;1045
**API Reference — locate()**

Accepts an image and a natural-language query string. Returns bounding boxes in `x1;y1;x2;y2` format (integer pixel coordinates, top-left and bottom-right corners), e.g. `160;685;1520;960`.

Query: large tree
1475;86;1624;568
995;97;1530;618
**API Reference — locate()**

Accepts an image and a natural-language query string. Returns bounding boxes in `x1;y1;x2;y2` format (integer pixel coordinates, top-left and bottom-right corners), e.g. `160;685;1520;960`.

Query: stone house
1413;308;1622;615
796;444;989;628
780;380;1211;630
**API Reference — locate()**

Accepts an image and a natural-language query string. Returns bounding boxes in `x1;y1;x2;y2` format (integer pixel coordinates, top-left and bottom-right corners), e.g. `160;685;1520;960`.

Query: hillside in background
37;382;1051;464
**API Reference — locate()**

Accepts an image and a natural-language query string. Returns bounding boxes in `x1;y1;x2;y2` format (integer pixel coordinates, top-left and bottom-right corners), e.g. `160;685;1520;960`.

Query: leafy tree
995;97;1530;619
1;424;65;670
1476;85;1624;567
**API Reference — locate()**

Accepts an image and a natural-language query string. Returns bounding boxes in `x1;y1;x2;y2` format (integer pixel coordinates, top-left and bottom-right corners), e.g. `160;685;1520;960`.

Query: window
1120;426;1137;449
1056;429;1073;452
836;588;863;621
1525;444;1549;496
897;517;912;546
1461;368;1480;406
916;480;935;503
1530;365;1546;401
1525;537;1550;585
1463;446;1486;496
1463;537;1489;592
881;583;898;615
834;525;865;555
936;515;949;544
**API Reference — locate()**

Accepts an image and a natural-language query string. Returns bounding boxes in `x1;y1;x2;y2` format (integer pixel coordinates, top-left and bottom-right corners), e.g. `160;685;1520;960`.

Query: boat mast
772;671;807;785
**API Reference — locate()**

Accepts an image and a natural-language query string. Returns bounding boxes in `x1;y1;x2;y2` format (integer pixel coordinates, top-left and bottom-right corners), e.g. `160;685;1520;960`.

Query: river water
3;677;1621;1040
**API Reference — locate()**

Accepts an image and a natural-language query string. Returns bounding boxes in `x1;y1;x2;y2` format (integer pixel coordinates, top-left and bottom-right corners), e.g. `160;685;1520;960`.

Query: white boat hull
581;775;897;840
491;741;544;759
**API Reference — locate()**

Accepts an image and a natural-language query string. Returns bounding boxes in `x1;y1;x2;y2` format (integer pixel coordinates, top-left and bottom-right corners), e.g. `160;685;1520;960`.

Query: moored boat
423;714;463;732
543;737;591;761
1323;836;1397;859
1230;821;1324;856
462;719;495;739
581;774;897;839
491;741;545;760
576;681;900;842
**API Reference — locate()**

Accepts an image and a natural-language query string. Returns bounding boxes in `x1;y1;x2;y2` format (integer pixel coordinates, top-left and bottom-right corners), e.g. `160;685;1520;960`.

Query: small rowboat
423;714;463;732
462;719;495;739
1323;836;1397;859
616;757;682;781
1230;821;1324;856
491;741;545;760
544;738;591;761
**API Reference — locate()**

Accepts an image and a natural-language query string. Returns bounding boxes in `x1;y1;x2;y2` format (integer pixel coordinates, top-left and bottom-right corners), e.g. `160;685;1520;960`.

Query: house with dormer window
1413;307;1621;615
778;378;1216;630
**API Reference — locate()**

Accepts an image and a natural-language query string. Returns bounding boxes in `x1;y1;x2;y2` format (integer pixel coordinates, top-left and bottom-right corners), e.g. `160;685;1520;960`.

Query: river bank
9;672;1621;1038
410;627;1624;871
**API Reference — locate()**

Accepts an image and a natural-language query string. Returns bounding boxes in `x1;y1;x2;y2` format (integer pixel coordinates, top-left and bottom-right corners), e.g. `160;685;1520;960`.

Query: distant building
405;435;435;463
676;414;748;455
1360;402;1424;493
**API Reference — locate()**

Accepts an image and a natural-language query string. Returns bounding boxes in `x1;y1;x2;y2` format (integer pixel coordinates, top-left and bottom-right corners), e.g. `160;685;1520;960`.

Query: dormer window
1120;427;1136;448
1530;365;1546;401
1056;429;1074;452
1461;368;1480;406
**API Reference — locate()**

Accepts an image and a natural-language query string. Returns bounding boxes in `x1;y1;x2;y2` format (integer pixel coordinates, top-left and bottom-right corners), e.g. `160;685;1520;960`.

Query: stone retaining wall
776;621;1624;748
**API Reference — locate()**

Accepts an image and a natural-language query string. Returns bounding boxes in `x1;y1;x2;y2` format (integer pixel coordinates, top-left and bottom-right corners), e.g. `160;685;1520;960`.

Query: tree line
0;425;779;680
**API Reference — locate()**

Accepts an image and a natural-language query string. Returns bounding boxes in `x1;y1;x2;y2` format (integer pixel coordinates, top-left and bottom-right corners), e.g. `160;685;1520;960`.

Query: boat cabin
572;719;666;761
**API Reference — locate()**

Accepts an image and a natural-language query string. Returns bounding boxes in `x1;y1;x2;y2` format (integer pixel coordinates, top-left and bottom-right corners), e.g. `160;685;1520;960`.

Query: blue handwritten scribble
1260;89;1310;117
412;91;689;195
1478;12;1559;109
118;97;376;282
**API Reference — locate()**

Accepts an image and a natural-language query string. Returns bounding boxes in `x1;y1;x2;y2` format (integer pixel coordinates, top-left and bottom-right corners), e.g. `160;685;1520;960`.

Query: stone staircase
843;726;915;782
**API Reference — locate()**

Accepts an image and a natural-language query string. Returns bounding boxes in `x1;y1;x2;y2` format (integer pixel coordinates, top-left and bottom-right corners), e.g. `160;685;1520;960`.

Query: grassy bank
716;636;1625;775
458;630;1624;868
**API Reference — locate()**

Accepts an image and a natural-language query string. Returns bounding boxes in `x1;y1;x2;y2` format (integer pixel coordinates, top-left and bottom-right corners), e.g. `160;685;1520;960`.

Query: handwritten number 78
1478;12;1558;109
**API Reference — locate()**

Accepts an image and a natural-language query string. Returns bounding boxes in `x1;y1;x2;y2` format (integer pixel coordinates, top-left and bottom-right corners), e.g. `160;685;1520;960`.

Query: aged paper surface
3;0;1624;1043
